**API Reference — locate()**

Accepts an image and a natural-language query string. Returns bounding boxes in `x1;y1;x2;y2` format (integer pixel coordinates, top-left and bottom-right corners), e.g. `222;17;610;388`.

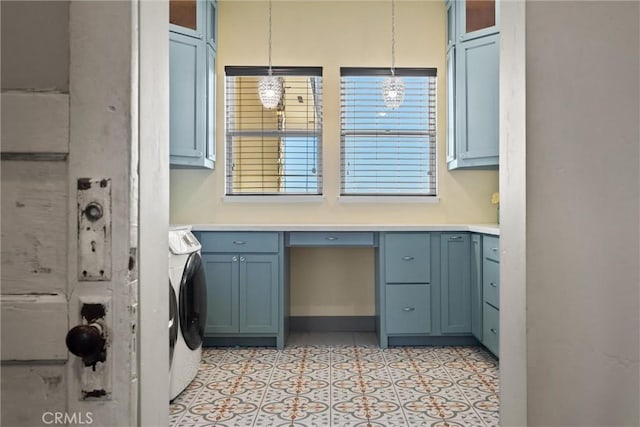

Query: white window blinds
225;66;323;195
340;68;437;196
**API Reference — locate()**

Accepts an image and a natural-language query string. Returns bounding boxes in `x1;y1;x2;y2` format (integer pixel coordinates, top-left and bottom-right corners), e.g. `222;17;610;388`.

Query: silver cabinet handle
402;307;415;312
233;240;246;245
240;256;246;262
491;247;498;252
490;282;497;288
401;256;414;261
325;236;338;241
449;236;462;240
490;328;498;334
232;256;238;262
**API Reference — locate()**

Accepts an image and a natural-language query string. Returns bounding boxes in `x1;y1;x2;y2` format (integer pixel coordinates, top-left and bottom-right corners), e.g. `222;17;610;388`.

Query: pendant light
258;0;282;109
382;0;405;109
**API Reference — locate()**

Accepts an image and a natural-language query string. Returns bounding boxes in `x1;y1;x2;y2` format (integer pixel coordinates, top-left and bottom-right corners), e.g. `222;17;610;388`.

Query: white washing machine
169;226;207;401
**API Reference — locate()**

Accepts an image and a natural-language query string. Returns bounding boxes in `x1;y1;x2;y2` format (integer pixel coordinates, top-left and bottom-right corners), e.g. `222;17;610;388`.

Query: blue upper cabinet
446;0;499;170
446;1;456;51
170;33;207;166
169;0;216;169
454;34;499;168
458;0;499;42
205;0;217;50
169;0;205;39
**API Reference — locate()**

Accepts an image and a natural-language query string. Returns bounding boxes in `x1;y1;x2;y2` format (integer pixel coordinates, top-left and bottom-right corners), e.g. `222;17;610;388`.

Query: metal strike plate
77;297;112;401
77;178;112;281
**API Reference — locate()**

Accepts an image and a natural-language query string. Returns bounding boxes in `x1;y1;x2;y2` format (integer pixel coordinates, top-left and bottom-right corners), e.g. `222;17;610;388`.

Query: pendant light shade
259;75;282;110
382;0;404;109
259;0;282;109
382;75;405;109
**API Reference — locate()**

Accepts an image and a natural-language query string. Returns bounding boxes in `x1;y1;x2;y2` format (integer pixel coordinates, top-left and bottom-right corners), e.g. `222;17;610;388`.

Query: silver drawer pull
490;328;498;334
490;282;497;288
325;236;338;241
233;240;246;245
232;256;238;262
449;236;462;240
401;256;414;261
402;307;415;312
491;247;498;252
240;256;246;262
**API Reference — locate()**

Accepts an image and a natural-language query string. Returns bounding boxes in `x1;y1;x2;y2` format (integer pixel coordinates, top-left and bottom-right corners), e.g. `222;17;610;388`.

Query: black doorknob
65;323;106;367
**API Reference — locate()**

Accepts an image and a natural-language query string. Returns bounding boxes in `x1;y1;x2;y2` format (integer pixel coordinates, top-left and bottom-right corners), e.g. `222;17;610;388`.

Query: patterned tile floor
170;333;499;427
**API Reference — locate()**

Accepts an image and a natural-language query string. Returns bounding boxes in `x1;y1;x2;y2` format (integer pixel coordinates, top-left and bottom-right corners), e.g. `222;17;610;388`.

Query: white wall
499;1;527;424
524;2;639;425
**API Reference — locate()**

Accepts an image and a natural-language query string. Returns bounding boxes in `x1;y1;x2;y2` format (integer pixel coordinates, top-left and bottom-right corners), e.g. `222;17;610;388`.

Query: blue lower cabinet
384;233;431;283
202;254;239;333
385;284;431;334
470;234;483;341
482;260;499;309
198;231;284;348
481;234;500;357
202;253;279;335
239;254;279;333
440;233;471;333
482;302;499;356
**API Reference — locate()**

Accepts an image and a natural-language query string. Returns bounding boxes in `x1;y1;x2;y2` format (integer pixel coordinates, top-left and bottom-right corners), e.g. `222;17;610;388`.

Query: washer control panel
169;228;201;254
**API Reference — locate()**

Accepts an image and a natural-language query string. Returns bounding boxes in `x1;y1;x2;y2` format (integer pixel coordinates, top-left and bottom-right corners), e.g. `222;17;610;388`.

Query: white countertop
188;224;500;236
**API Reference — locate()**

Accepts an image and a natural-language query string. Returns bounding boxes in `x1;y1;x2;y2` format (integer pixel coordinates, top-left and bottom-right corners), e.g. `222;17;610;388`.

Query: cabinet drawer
482;258;499;308
385;284;431;334
483;303;499;357
384;233;431;283
483;235;500;262
287;231;375;247
199;232;279;253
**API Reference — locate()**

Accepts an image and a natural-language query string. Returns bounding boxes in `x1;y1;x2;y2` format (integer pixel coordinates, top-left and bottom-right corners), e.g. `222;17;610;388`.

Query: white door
1;2;169;426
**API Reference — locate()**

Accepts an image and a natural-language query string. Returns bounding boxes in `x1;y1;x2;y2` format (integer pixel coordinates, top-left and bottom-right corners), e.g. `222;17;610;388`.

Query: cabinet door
202;254;239;333
205;44;216;167
440;233;471;333
169;0;204;39
169;32;207;167
239;254;279;333
470;234;483;340
458;0;499;42
446;0;456;50
455;34;499;168
205;0;217;49
446;48;456;163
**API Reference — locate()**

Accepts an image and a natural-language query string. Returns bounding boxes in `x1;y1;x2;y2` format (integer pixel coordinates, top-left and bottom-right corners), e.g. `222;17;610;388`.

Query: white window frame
225;66;323;196
340;67;438;197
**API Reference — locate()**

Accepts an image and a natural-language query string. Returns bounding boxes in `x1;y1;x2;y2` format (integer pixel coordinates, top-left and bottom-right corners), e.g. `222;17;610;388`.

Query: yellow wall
170;0;499;317
290;248;375;316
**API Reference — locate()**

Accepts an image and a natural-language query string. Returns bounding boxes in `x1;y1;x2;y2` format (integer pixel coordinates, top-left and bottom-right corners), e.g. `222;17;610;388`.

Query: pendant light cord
268;0;273;76
391;0;396;76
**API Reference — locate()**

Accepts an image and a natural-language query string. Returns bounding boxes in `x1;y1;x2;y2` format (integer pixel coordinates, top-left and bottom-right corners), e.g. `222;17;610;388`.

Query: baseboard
203;336;277;348
387;335;481;347
289;316;375;332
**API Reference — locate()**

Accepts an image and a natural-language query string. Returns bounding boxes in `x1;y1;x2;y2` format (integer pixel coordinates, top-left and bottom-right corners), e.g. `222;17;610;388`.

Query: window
340;68;437;196
225;66;322;195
